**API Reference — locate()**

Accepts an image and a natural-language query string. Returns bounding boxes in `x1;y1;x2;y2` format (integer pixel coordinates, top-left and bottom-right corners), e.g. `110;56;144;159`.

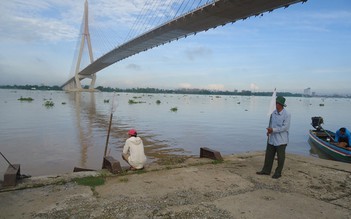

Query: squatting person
122;129;147;170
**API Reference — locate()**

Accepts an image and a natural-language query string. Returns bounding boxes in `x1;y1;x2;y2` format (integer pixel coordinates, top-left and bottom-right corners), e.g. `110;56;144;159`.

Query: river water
1;89;350;178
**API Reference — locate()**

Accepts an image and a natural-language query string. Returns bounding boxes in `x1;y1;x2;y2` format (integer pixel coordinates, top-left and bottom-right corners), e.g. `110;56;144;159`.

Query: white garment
123;136;147;169
269;108;291;146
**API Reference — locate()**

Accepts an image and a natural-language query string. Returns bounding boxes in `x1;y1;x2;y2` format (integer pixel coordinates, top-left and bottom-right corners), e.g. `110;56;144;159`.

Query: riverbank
1;152;350;219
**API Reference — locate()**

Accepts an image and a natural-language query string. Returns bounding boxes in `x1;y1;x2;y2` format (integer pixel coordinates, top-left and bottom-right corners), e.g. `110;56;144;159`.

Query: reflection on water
65;92;183;172
1;89;351;178
70;92;95;168
308;139;334;161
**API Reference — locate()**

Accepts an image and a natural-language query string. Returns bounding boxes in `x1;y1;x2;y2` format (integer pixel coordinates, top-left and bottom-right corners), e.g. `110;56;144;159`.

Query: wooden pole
102;93;117;168
104;113;113;157
0;151;17;169
102;113;113;168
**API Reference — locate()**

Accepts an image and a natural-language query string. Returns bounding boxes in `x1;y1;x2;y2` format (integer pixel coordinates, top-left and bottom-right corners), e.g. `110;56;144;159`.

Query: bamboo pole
102;93;117;168
104;113;113;157
0;151;17;169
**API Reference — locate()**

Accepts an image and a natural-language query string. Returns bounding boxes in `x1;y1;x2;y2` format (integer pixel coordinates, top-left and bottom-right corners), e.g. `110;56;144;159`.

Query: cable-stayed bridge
61;0;306;91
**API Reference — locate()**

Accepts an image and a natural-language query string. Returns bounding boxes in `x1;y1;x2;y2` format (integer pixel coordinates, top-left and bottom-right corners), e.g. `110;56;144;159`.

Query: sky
0;0;351;95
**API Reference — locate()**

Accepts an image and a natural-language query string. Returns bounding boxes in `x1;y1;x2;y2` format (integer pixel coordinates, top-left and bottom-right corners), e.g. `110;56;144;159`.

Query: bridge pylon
64;0;97;92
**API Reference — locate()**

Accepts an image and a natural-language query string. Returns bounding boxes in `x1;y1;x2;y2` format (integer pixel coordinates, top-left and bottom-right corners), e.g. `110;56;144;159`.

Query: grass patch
211;159;224;165
134;169;146;174
157;156;187;166
74;176;105;187
43;100;54;108
18;97;34;102
170;107;178;112
128;99;146;104
119;177;129;182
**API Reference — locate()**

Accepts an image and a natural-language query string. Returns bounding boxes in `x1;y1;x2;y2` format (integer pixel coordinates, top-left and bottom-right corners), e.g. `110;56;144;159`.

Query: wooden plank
3;164;20;187
102;156;123;174
73;167;96;172
200;147;223;161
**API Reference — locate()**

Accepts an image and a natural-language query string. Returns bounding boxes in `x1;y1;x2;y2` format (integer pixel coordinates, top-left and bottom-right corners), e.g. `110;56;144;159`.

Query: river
1;89;350;179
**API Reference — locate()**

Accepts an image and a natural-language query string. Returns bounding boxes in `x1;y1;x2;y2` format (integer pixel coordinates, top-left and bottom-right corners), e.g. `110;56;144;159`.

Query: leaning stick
0;151;17;169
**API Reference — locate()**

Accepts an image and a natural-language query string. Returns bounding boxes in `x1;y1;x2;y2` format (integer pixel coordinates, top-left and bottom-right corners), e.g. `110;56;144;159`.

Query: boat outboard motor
311;116;324;131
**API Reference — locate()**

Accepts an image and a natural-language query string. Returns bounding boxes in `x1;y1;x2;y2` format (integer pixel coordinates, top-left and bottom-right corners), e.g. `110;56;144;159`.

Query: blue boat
309;117;351;163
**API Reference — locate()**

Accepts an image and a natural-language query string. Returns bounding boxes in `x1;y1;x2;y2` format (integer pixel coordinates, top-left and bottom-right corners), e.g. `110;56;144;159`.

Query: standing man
257;96;291;179
122;129;147;170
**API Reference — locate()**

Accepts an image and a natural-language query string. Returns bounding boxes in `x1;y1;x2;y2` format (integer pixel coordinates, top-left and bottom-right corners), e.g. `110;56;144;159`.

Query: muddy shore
1;152;350;219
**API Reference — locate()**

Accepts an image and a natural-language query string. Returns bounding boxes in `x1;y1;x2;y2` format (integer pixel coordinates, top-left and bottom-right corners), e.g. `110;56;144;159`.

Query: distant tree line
95;86;302;97
0;84;304;97
0;84;61;91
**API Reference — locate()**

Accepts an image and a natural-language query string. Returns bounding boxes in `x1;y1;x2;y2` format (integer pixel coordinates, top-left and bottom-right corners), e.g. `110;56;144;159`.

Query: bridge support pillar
75;75;83;90
62;0;97;92
89;74;96;89
63;73;97;92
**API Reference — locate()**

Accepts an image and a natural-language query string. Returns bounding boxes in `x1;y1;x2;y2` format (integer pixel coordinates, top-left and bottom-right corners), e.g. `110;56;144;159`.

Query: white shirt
268;108;291;146
123;136;147;169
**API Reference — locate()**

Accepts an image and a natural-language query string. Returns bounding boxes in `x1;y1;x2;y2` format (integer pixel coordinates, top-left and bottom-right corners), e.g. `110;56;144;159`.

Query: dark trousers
261;144;287;176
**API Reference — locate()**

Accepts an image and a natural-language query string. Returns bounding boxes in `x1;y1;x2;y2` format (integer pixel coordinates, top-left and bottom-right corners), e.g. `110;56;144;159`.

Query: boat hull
309;130;351;163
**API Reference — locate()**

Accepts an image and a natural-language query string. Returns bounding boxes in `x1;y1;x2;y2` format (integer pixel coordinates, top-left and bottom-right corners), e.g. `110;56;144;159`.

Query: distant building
303;88;311;97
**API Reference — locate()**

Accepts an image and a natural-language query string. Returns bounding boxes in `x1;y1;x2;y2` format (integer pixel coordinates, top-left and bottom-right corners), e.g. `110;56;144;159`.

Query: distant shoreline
1;85;349;98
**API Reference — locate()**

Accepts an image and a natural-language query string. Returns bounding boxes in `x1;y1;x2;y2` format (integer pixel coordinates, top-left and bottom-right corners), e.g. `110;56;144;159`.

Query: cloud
126;63;141;70
179;83;192;89
207;84;225;91
0;1;80;42
250;83;259;91
89;0;183;40
0;0;213;44
184;46;212;61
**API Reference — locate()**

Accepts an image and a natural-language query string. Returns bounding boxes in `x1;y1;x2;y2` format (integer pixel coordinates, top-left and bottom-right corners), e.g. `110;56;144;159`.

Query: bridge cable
94;26;113;57
173;0;186;19
148;0;174;31
124;0;199;43
154;0;176;28
96;0;213;60
139;0;167;37
132;0;161;39
124;0;150;42
179;0;192;17
140;0;161;33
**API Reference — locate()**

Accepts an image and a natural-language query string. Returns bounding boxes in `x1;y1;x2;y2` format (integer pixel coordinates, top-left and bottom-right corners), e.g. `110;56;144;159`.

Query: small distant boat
309;117;351;163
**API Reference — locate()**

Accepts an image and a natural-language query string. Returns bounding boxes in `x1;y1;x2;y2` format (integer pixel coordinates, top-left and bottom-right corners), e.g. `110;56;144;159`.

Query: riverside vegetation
1;84;318;97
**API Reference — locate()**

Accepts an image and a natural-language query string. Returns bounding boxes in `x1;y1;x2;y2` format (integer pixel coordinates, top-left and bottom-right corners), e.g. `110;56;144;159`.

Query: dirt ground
0;152;350;219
